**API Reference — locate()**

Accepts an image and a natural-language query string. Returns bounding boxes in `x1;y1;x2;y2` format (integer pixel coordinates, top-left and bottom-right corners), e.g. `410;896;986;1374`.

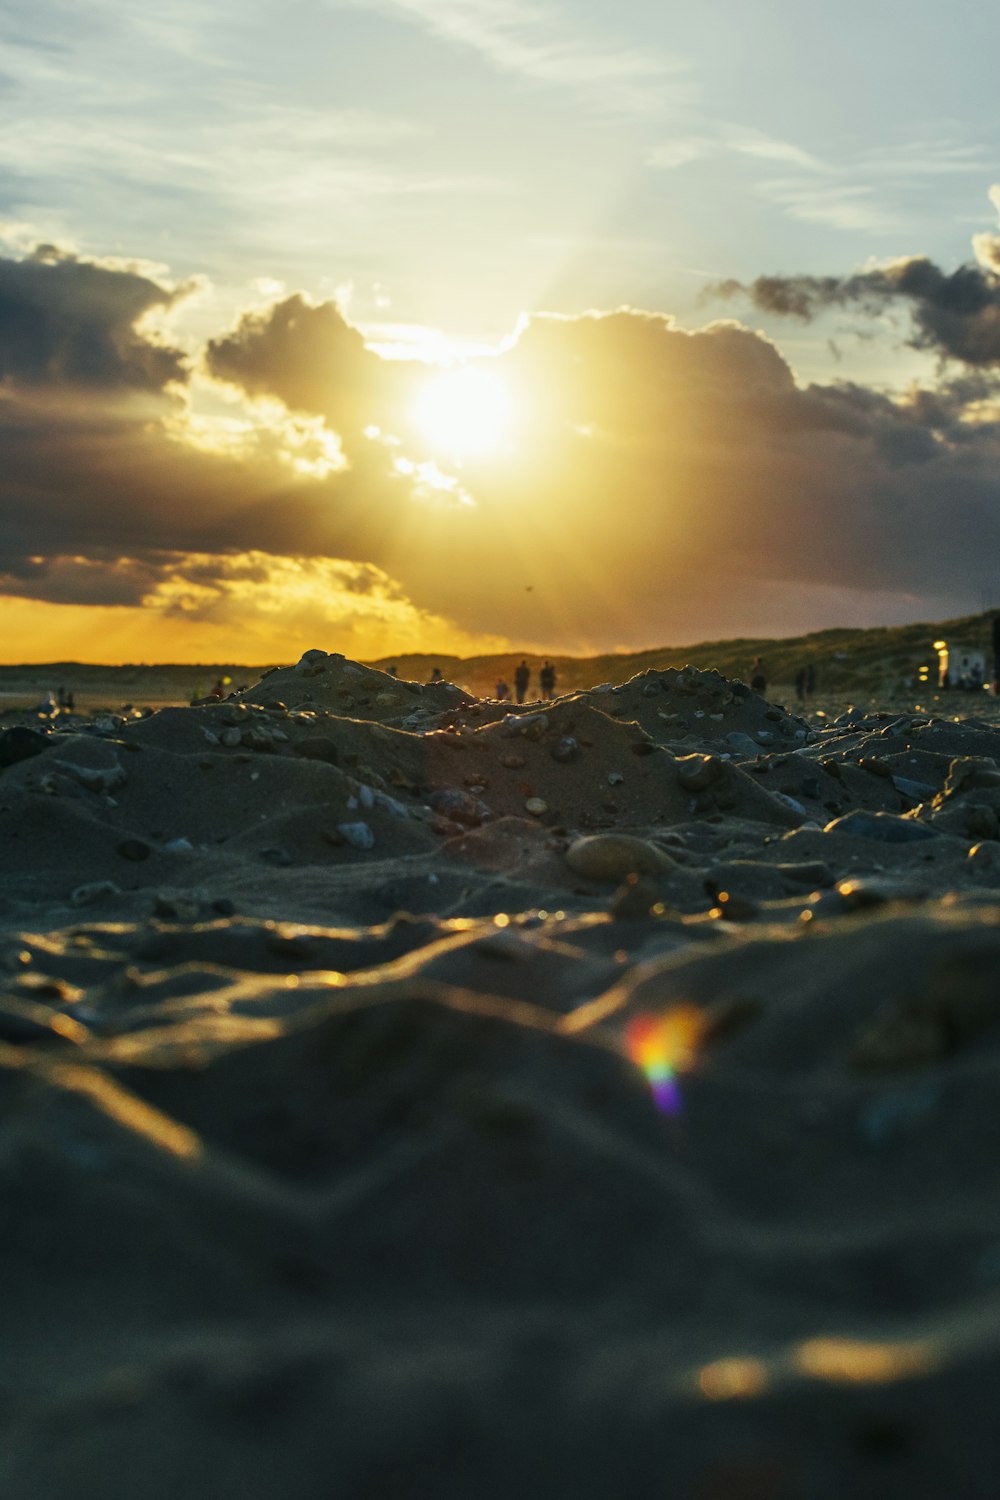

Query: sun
415;365;511;459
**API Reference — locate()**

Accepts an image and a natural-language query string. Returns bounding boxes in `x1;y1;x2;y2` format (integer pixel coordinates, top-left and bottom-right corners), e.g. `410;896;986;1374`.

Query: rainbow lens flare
626;1006;705;1115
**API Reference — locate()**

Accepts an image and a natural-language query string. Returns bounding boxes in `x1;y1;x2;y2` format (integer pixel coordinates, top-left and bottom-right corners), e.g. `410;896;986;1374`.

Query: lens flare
626;1006;705;1114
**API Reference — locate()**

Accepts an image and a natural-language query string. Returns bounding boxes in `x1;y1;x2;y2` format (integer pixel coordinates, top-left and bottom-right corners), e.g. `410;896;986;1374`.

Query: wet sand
2;651;1000;1497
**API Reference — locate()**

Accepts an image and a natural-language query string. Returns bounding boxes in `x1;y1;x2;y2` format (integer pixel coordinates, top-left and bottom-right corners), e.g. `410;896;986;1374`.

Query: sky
2;0;1000;662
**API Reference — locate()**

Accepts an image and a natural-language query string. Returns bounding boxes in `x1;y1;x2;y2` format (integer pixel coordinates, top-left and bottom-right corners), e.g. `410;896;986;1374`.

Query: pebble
501;712;547;739
772;790;807;817
524;797;548;816
220;728;242;748
336;821;376;850
551;736;579;763
565;833;672;882
674;754;721;792
725;732;761;758
607;771;624;786
294;736;340;764
428;787;491;826
70;880;121;907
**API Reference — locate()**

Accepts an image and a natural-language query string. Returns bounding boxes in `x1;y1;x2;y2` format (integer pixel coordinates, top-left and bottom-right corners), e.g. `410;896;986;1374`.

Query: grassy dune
0;610;994;708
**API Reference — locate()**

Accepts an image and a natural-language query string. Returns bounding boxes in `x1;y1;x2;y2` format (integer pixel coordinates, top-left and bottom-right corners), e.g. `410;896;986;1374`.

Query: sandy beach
2;648;1000;1497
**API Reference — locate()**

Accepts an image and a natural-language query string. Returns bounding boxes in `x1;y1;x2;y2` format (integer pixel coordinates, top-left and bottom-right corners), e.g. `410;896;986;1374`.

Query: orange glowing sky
3;3;1000;661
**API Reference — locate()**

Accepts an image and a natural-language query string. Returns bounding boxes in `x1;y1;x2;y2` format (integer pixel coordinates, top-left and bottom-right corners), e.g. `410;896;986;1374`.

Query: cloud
5;241;1000;652
0;243;189;390
712;188;1000;367
354;0;686;115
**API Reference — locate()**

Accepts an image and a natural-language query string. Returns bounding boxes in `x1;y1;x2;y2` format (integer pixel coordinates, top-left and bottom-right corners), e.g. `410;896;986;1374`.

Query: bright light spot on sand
415;365;511;458
794;1337;933;1384
698;1357;769;1401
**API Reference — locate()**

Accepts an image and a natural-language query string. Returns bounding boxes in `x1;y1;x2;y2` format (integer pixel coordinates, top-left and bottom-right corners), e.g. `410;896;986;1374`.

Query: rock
337;821;376;850
892;775;937;801
524;797;548;817
607;772;624;787
295;648;328;671
428;788;491;826
501;712;547;739
725;732;761;759
674;753;722;792
294;736;340;764
824;810;939;843
220;727;242;748
772;790;807;817
565;833;673;883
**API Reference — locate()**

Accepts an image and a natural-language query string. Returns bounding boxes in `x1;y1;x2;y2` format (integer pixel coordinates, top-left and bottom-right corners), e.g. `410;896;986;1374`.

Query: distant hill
372;611;997;699
0;611;994;705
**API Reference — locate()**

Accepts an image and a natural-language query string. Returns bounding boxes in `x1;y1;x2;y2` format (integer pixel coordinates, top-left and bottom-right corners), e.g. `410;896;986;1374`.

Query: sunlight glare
415;365;511;459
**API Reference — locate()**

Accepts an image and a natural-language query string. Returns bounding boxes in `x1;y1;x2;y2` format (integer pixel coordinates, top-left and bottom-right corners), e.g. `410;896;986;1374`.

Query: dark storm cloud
713;256;1000;367
4;243;1000;645
0;245;188;390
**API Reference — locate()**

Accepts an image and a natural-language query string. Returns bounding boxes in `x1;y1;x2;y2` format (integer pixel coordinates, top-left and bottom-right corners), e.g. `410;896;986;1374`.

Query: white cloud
346;0;688;115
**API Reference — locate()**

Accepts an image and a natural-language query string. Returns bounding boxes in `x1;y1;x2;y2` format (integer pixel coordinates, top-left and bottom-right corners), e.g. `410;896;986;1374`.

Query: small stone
428;787;491;826
524;797;547;816
607;771;625;786
220;727;242;748
565;833;672;883
70;880;121;907
500;753;526;769
337;821;375;850
551;736;579;763
674;753;722;792
295;736;340;764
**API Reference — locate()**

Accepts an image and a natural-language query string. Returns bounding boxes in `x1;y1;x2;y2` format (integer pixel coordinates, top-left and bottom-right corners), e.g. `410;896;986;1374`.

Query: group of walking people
495;660;558;703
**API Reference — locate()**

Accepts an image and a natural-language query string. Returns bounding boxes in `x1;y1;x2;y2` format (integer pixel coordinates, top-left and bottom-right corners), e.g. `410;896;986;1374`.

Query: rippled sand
2;653;1000;1497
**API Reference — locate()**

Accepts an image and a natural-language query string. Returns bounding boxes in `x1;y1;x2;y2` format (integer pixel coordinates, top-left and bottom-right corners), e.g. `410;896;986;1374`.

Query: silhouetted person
750;656;767;694
514;660;530;704
428;667;443;684
804;663;815;696
794;667;807;701
210;678;225;698
539;661;556;700
495;678;510;701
